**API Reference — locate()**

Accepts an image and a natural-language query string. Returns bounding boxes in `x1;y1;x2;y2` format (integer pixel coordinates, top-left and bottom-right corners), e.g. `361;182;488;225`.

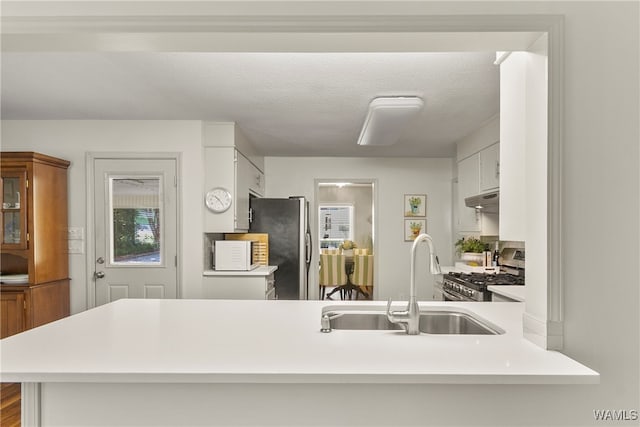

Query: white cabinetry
457;142;500;233
499;52;528;241
479;142;500;192
202;268;276;300
204;148;264;232
457;154;481;232
492;292;518;302
243;156;265;197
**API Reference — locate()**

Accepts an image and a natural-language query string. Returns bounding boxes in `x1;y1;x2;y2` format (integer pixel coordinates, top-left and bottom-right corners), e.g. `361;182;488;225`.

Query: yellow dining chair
319;254;348;300
321;248;341;255
350;254;374;299
353;248;369;256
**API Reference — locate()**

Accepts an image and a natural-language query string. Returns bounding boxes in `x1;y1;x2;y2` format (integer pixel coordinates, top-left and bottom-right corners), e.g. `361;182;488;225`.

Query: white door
93;158;178;306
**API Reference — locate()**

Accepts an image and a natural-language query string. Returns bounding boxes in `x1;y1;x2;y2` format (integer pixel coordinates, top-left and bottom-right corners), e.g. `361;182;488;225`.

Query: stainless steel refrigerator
249;196;312;300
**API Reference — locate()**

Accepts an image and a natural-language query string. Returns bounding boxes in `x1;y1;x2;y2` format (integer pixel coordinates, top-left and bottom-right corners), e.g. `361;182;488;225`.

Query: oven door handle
443;289;466;301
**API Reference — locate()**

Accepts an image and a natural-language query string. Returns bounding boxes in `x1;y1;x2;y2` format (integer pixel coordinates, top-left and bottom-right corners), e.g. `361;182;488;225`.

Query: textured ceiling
1;52;499;157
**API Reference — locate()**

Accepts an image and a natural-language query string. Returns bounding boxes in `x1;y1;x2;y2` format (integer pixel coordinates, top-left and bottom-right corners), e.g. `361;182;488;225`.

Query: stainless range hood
464;190;499;213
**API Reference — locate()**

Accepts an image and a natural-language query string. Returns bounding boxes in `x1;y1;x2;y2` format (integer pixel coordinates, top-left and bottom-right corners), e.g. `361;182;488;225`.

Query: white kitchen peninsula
0;299;598;426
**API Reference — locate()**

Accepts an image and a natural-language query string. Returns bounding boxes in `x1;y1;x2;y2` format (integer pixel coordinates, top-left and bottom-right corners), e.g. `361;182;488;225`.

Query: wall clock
205;187;232;213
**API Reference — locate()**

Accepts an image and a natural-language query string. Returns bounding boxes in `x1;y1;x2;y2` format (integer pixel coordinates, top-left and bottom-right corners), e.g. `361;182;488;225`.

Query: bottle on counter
483;249;492;267
492;241;500;267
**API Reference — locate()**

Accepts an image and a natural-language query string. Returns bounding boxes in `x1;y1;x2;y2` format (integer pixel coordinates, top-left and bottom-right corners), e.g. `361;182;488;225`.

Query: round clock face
205;187;232;213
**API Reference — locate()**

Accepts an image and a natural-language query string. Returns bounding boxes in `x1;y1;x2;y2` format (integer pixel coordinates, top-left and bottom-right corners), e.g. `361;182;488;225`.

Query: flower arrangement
339;240;357;250
409;222;422;237
454;237;486;255
408;196;422;207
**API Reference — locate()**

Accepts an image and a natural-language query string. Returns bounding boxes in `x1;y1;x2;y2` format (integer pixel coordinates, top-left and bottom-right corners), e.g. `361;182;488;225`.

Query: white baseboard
523;313;564;350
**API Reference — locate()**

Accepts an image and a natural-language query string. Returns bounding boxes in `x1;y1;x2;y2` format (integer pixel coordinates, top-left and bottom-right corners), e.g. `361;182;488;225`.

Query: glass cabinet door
1;170;28;249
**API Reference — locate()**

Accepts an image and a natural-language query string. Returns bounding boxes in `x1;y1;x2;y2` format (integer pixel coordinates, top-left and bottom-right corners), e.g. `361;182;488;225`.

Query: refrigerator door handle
305;232;312;264
248;207;254;224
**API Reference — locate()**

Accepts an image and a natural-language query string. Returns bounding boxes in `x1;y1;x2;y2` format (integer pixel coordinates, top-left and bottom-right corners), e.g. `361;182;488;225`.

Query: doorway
315;180;376;300
89;155;179;307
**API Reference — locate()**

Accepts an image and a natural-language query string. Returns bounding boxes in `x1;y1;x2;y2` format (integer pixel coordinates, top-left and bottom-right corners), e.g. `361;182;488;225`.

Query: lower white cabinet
488;285;525;303
491;292;518;302
202;267;277;300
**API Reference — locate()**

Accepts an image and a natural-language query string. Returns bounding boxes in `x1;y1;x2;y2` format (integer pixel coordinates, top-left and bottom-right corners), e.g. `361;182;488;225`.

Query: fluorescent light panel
357;97;424;146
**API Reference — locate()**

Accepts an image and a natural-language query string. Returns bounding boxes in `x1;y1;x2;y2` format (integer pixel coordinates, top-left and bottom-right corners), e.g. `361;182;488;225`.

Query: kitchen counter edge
0;299;599;385
203;265;277;276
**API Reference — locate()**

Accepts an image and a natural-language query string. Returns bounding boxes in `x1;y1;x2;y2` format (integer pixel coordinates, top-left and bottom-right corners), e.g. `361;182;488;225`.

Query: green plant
408;197;422;206
113;209;160;261
454;237;486;255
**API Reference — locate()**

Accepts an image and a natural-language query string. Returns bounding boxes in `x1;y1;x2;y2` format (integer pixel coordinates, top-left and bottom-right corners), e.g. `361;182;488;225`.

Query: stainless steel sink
417;311;501;334
321;307;503;335
328;312;404;331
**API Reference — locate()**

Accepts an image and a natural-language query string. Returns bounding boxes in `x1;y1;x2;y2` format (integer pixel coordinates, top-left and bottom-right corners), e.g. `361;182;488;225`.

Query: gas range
443;247;525;302
443;272;524;301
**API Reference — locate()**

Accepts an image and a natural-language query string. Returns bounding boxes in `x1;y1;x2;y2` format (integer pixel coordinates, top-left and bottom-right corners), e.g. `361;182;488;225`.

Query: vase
461;252;484;265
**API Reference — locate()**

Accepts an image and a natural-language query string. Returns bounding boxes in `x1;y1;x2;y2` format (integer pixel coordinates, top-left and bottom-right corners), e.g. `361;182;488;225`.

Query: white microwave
214;240;259;271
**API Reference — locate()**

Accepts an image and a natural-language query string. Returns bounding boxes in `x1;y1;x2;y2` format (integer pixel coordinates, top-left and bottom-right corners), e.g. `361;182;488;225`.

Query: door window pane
109;177;162;265
3;211;21;244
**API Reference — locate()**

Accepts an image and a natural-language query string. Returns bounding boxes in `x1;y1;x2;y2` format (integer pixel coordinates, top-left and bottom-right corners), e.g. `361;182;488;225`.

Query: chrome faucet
387;233;441;335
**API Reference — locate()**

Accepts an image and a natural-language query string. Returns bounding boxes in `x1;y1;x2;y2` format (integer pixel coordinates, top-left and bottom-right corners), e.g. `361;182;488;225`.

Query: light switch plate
68;227;84;240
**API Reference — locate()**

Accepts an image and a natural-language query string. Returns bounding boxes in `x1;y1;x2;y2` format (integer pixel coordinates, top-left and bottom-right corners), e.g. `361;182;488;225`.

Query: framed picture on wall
404;194;426;217
404;219;426;241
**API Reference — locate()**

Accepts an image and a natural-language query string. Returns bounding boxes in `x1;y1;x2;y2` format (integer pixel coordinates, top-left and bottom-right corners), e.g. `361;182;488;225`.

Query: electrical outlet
68;227;84;240
68;240;84;254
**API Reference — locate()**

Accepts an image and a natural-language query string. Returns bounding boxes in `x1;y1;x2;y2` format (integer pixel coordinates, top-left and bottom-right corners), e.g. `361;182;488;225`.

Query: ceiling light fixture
357;96;424;146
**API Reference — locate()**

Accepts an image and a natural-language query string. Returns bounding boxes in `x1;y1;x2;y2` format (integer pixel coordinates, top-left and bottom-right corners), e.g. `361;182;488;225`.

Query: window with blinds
319;204;354;248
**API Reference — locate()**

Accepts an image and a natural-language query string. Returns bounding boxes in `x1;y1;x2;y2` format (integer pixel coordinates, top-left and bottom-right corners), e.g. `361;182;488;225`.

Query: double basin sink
321;305;504;335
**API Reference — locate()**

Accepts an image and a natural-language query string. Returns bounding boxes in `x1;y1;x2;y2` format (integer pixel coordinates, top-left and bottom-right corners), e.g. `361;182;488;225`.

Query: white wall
265;157;454;301
456;115;499;162
1;121;205;313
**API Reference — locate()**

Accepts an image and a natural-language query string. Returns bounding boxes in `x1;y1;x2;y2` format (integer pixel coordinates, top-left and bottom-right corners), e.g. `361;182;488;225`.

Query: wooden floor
1;383;21;427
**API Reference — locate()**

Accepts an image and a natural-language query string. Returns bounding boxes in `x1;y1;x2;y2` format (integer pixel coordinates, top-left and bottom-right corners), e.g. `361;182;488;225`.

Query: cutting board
224;233;269;266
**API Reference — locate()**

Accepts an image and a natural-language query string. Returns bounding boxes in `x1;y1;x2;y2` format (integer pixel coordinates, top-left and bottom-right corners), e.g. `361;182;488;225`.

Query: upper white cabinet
204;148;264;233
241;154;265;197
235;151;265;230
234;151;251;230
457;153;481;232
203;122;265;233
479;142;500;192
457;142;500;232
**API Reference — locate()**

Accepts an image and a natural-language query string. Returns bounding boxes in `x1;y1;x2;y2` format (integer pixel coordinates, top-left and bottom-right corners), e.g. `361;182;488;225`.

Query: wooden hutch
1;152;71;339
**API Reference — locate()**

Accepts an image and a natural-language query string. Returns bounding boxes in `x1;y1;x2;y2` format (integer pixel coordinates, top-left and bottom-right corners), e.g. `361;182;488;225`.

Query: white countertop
0;299;598;385
488;285;526;302
203;265;277;276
